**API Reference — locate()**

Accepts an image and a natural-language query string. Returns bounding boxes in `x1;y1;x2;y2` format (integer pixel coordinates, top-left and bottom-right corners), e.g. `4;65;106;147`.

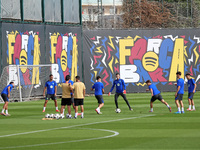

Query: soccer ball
50;114;55;118
45;114;50;118
60;114;64;119
115;108;121;113
66;113;69;118
54;113;60;119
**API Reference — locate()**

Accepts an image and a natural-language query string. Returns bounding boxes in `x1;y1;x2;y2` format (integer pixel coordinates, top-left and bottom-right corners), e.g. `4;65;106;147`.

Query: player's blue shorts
45;94;57;100
175;94;183;100
188;93;194;100
95;95;104;104
151;94;163;102
1;93;9;102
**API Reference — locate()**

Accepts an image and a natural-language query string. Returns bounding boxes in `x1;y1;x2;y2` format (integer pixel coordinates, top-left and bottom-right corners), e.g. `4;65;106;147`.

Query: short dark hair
65;75;70;81
49;74;53;77
145;80;151;84
9;82;14;84
75;76;80;80
96;76;101;80
185;73;190;76
116;73;120;75
176;71;181;75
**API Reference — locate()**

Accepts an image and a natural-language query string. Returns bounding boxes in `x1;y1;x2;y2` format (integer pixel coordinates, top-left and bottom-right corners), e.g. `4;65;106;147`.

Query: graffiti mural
83;30;200;93
0;23;82;97
49;32;79;83
6;30;41;86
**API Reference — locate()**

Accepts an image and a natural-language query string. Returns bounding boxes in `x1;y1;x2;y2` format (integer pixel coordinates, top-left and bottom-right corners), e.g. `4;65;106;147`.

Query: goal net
0;64;54;102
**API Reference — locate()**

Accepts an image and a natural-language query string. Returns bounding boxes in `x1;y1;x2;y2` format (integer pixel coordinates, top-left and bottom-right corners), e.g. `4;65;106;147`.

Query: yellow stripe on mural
193;46;199;65
71;36;78;81
109;56;114;73
169;38;184;81
32;35;41;84
50;35;58;64
7;32;16;64
94;71;97;78
136;83;146;87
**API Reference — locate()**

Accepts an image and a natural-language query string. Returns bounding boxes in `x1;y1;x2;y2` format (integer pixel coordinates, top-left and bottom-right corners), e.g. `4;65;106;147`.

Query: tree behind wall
122;0;177;28
122;0;200;28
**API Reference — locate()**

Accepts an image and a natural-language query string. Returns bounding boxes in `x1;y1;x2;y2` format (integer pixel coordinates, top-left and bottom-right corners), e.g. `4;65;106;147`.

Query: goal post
0;64;55;102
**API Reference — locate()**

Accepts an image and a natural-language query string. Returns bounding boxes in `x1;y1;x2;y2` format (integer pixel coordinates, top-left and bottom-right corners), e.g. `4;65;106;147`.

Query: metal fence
82;0;200;29
1;0;82;25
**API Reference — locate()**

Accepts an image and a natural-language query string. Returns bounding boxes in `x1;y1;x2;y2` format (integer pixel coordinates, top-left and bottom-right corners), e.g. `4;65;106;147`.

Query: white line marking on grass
0;114;155;138
0;128;119;149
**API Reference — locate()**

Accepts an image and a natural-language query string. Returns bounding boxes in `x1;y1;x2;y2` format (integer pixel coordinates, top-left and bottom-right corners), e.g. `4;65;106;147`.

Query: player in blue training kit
108;73;133;111
174;71;185;114
91;76;104;114
1;82;14;116
145;80;171;112
186;73;196;111
43;74;59;112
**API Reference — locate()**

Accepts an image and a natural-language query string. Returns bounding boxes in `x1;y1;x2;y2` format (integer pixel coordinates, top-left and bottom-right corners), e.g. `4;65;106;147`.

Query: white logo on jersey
50;85;53;88
117;83;120;86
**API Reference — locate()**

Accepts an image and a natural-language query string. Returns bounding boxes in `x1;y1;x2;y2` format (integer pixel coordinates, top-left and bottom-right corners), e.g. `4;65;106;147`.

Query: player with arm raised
42;74;59;112
174;71;185;114
185;73;196;111
108;73;133;111
145;80;171;112
1;82;14;116
72;76;86;119
91;76;104;114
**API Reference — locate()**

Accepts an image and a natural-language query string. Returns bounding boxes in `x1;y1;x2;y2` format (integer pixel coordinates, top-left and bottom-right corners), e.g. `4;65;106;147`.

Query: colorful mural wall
83;29;200;93
1;23;81;95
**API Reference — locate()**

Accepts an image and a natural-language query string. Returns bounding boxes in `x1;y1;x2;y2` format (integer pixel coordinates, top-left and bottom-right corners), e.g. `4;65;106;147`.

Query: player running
174;71;185;114
61;75;73;118
108;73;133;111
185;73;196;111
72;76;86;119
42;74;59;112
145;80;171;112
91;76;104;114
1;82;14;116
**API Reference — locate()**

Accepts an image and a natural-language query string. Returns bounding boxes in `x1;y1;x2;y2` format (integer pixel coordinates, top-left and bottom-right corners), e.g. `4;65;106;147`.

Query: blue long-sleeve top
110;79;126;93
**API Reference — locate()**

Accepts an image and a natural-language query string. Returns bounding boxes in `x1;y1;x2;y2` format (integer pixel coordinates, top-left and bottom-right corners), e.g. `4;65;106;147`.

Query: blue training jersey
187;78;196;93
110;79;126;93
92;82;104;95
177;78;184;94
148;84;160;96
63;80;74;85
45;80;57;94
1;84;13;95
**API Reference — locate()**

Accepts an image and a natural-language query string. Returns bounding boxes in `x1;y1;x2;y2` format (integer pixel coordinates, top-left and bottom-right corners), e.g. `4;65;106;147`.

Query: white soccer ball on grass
54;113;60;119
50;114;55;118
115;108;121;113
60;114;65;119
45;114;50;118
66;113;69;118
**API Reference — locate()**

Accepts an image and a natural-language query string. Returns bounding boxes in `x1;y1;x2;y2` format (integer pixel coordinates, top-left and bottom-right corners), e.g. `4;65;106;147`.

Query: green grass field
0;92;200;150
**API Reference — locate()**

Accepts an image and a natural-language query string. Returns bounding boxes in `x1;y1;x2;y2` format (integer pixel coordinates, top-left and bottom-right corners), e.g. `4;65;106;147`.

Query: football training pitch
0;92;200;150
